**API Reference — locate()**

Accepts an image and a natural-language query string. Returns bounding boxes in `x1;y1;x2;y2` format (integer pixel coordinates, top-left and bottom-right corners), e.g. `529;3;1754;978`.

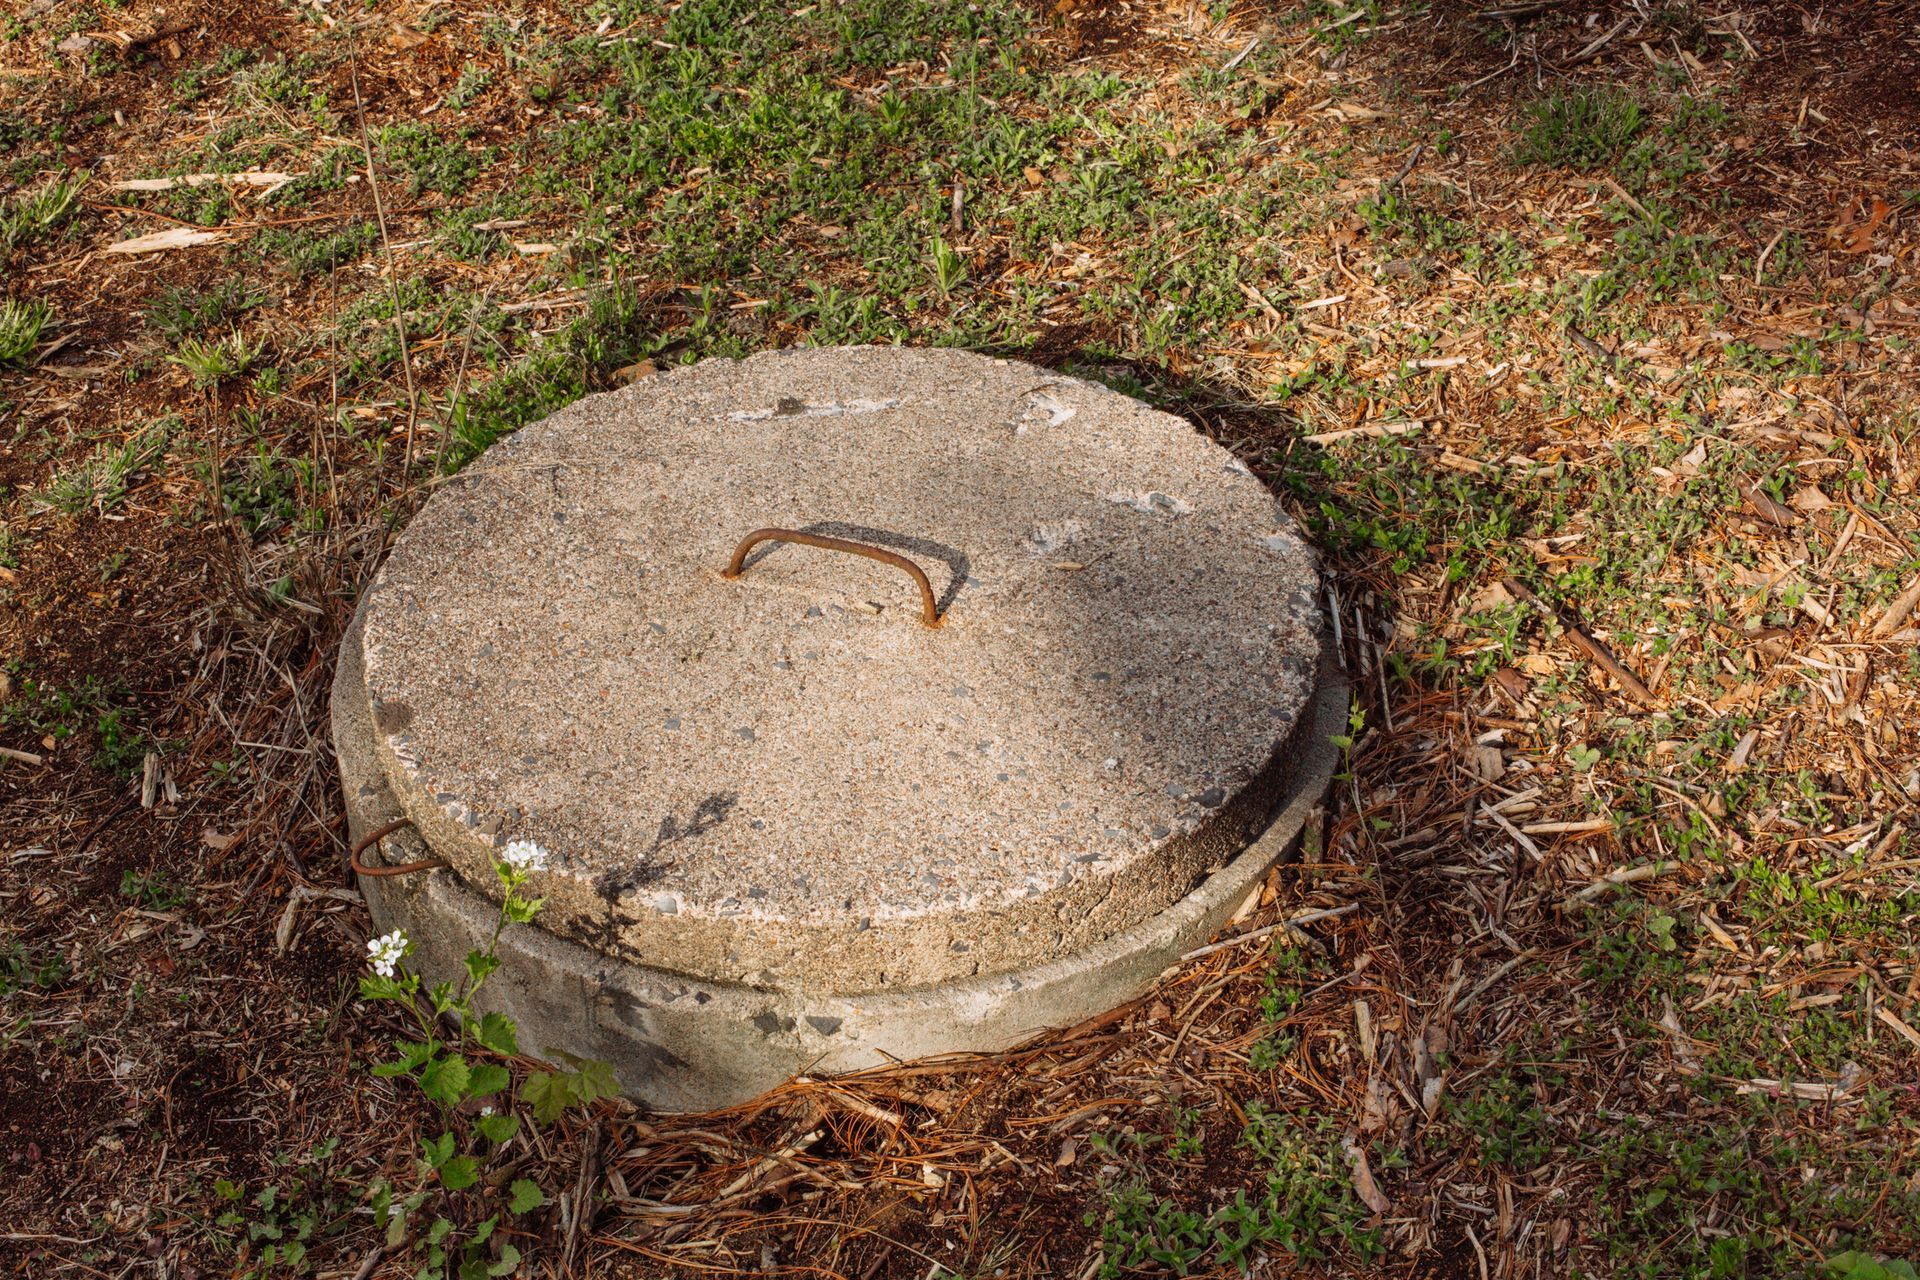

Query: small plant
120;868;188;911
92;705;148;775
211;440;318;536
355;839;616;1277
0;672;149;773
1514;89;1646;170
34;421;172;516
169;331;262;385
0;298;49;364
0;172;83;251
144;279;262;341
1088;1105;1381;1276
928;235;968;296
254;221;379;279
377;121;486;197
444;61;494;111
1;941;68;996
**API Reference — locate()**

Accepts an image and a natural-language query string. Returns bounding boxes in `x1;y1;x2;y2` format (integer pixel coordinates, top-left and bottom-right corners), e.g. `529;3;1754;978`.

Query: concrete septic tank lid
350;346;1322;1000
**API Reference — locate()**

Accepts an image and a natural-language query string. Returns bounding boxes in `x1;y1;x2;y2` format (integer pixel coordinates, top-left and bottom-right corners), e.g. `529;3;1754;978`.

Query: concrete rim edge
335;589;1347;1111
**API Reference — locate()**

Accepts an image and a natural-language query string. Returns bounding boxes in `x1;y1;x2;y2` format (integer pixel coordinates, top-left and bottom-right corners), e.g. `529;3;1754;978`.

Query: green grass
144;280;262;341
167;331;263;385
0;298;49;363
33;421;173;516
440;282;664;471
0;172;83;252
1515;88;1647;170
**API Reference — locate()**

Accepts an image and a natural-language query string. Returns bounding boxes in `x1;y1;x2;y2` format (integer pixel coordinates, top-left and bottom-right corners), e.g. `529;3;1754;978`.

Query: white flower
366;929;409;978
480;1105;495;1116
500;839;550;874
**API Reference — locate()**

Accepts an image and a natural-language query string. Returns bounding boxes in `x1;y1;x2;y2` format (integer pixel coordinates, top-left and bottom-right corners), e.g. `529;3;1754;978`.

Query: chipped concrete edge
332;606;1347;1113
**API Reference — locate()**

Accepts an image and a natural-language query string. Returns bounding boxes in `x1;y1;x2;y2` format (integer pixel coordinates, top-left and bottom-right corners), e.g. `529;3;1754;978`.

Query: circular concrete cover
354;347;1320;994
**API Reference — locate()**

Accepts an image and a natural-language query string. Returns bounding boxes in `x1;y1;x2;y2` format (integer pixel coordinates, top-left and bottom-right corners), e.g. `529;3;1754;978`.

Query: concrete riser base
336;617;1344;1113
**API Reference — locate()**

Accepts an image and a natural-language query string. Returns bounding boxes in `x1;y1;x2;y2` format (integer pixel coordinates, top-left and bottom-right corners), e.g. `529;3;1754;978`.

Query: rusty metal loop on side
722;527;944;628
349;816;448;878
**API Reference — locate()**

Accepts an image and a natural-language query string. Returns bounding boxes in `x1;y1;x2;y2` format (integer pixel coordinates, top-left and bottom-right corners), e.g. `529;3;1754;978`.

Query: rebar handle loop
722;527;944;628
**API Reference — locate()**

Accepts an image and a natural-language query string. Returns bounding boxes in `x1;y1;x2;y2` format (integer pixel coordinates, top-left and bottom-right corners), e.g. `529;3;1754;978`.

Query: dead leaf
1831;195;1892;254
1491;667;1531;701
1473;743;1506;783
1788;485;1835;513
1467;579;1514;613
1340;1136;1391;1214
201;828;240;851
611;359;657;386
1740;485;1797;529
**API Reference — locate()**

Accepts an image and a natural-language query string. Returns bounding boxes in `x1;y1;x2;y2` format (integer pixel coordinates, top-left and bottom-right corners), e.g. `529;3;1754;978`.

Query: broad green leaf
473;1011;519;1056
439;1155;481;1191
464;951;500;987
466;1063;510;1099
520;1071;566;1125
422;1131;455;1169
573;1058;619;1106
421;1054;472;1106
488;1242;522;1276
359;974;408;1002
374;1038;434;1077
508;1179;544;1214
476;1112;520;1145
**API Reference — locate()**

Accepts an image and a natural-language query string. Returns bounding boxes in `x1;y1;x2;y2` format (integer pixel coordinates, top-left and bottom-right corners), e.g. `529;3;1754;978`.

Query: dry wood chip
110;171;293;192
1869;576;1920;639
1301;420;1422;445
1876;1007;1920;1052
104;226;227;255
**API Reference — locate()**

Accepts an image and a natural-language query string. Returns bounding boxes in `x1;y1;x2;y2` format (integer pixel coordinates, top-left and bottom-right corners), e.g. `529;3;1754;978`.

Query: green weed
33;421;173;516
119;869;188;911
0;674;147;775
168;331;263;385
0;941;68;996
0;298;49;363
144;280;262;341
0;172;83;251
1087;1105;1381;1275
1515;89;1646;170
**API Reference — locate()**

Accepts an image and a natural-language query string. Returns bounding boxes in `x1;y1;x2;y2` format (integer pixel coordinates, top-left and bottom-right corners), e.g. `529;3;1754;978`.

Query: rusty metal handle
722;527;944;627
349;816;447;878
